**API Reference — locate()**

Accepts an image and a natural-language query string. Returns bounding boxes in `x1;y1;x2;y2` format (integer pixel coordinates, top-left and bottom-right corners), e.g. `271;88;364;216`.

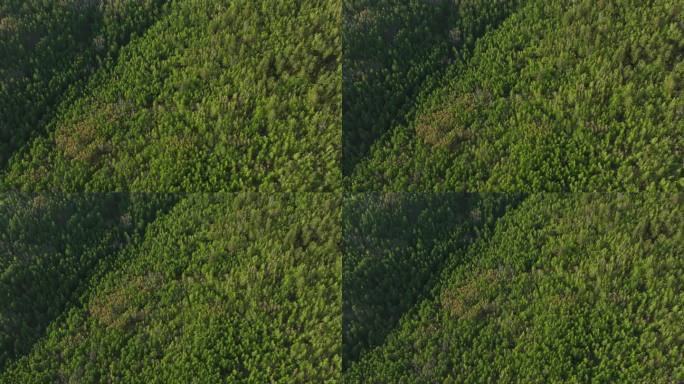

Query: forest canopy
1;0;681;382
344;192;683;383
1;0;341;192
1;193;341;383
346;0;683;192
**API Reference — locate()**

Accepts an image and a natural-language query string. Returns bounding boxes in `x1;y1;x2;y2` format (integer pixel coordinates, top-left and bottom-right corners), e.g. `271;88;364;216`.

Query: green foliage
0;0;167;167
342;192;515;368
349;0;683;191
345;193;683;383
1;193;341;383
0;193;175;370
343;0;525;174
3;0;341;192
1;1;681;382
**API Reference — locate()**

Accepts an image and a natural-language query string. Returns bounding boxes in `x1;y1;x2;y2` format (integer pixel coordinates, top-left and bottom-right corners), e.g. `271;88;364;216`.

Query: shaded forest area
346;0;682;191
1;0;341;192
344;192;683;383
1;193;340;383
0;0;167;167
0;0;681;382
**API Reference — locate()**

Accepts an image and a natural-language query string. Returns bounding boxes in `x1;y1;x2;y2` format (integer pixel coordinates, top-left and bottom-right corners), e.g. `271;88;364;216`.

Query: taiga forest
1;0;681;382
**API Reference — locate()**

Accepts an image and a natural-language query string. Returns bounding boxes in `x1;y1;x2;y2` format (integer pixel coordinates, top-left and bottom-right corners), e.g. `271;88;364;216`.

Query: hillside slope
3;0;341;192
342;0;526;173
345;192;683;383
1;193;340;383
348;0;682;192
0;0;167;166
0;193;175;370
342;192;516;368
1;1;681;382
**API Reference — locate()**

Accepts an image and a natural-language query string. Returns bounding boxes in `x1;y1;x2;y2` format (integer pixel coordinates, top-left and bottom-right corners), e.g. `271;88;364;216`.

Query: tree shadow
0;192;177;370
0;0;166;167
342;192;523;369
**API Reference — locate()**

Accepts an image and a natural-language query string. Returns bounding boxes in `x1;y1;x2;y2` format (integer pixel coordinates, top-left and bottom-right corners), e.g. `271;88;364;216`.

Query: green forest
345;0;682;191
1;193;340;383
1;0;682;382
1;0;340;192
341;0;683;382
344;192;683;383
1;0;342;382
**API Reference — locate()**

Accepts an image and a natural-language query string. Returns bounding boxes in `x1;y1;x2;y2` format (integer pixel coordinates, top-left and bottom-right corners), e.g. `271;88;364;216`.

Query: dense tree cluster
0;0;167;167
0;1;344;381
342;2;682;381
343;0;525;174
1;1;680;382
2;0;341;192
0;193;175;370
342;192;515;368
1;193;340;383
345;192;683;382
348;0;682;191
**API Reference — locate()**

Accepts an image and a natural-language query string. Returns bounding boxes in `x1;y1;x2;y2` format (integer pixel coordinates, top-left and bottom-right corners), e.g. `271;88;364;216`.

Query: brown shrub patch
416;108;456;147
441;269;503;320
416;100;476;149
353;8;375;29
0;16;17;33
89;288;129;329
54;102;128;163
416;89;494;149
89;274;161;330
